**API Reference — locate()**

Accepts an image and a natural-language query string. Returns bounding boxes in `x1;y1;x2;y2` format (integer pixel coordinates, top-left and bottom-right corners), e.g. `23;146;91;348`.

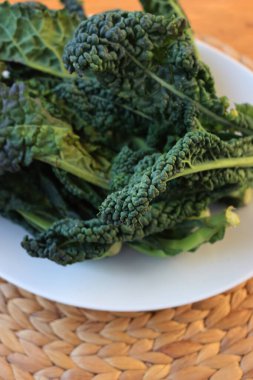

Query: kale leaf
0;2;79;78
0;82;110;188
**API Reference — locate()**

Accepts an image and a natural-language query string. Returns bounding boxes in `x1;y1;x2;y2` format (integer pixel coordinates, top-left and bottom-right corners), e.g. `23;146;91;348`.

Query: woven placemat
1;41;253;380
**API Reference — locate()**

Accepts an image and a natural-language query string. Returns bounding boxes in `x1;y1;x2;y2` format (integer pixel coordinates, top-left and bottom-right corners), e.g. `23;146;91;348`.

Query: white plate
1;41;253;312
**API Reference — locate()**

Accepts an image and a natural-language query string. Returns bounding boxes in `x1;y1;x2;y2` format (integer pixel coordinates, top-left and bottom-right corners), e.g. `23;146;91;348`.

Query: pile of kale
1;0;253;265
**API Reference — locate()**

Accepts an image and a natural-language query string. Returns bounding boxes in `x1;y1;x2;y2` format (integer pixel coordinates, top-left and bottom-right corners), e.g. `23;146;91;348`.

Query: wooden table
4;0;253;60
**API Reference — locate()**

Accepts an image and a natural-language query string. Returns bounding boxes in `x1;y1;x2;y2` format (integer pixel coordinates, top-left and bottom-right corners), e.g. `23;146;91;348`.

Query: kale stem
17;210;54;231
170;156;253;181
128;53;253;133
38;157;109;190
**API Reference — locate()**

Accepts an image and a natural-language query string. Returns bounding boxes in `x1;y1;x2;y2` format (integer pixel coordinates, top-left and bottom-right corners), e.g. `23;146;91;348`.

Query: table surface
4;0;253;59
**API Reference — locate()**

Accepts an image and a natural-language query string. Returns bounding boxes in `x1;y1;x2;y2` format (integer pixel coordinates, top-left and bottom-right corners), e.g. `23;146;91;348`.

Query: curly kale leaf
21;182;245;265
22;190;214;264
60;0;86;19
100;131;253;225
63;11;195;147
53;77;143;136
109;146;154;191
64;10;253;145
60;11;227;149
0;82;109;188
0;2;79;78
23;76;146;150
63;11;186;82
131;207;240;257
131;36;253;138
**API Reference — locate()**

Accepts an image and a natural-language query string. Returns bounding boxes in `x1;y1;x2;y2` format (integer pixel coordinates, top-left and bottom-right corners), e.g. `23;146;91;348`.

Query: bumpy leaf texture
0;82;67;175
63;10;201;147
63;11;186;90
53;77;141;135
0;82;110;188
109;146;154;191
22;190;214;264
63;8;253;145
100;131;253;225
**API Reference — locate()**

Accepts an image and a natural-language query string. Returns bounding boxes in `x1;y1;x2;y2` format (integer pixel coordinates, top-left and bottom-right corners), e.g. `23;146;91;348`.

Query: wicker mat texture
0;41;253;380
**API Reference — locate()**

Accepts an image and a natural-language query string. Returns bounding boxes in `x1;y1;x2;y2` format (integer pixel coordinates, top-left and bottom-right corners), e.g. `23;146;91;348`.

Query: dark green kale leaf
0;82;110;189
100;131;253;225
64;9;253;148
109;146;155;191
60;11;203;148
21;191;212;264
63;11;196;148
53;77;142;136
0;166;78;234
63;11;186;80
0;1;79;78
21;182;245;265
23;76;145;150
